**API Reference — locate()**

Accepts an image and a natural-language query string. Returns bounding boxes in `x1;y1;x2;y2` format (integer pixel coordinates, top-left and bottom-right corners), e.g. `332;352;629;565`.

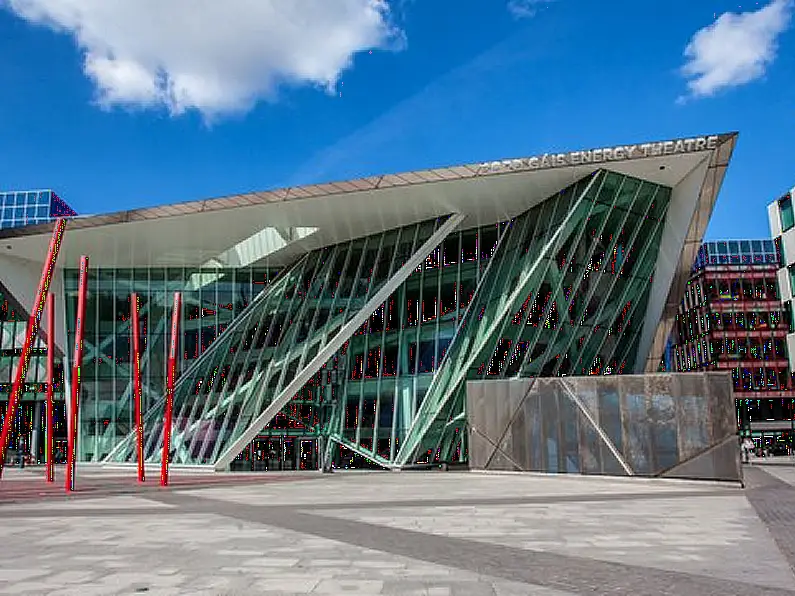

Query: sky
0;0;793;240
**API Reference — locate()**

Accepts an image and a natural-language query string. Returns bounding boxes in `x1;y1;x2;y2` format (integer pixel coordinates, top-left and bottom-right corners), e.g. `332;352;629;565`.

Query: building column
30;400;43;463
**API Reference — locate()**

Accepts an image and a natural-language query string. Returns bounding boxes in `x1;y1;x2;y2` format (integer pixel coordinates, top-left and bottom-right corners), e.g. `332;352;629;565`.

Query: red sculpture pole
0;218;65;480
66;256;88;493
131;293;145;482
46;292;55;483
160;292;181;487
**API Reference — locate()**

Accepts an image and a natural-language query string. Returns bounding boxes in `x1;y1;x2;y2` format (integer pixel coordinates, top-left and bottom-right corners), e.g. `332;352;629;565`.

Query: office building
670;239;794;449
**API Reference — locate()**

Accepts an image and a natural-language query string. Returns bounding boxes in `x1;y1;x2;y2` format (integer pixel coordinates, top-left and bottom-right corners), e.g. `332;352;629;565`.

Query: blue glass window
780;195;795;231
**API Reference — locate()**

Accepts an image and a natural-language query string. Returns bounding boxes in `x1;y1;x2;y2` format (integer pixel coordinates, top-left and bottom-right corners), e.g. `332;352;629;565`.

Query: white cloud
680;0;793;100
3;0;401;117
507;0;553;19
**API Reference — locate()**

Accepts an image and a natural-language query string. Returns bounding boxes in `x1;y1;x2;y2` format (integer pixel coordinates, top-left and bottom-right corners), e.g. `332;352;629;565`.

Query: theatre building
0;133;737;471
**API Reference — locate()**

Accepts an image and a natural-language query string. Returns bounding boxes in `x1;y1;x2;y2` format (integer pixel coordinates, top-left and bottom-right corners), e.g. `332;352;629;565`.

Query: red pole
160;292;181;487
66;256;88;493
0;219;65;480
46;293;55;483
131;293;145;482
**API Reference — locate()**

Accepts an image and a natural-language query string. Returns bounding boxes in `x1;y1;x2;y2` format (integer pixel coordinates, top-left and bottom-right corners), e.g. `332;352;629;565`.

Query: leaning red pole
160;292;181;487
131;293;145;482
46;292;55;483
0;219;65;480
65;256;88;493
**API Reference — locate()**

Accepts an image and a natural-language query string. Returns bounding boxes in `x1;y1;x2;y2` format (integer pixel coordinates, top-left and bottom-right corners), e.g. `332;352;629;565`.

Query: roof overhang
0;133;736;270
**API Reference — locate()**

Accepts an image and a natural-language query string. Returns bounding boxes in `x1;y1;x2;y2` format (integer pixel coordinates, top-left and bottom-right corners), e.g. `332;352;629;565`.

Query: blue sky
0;0;793;240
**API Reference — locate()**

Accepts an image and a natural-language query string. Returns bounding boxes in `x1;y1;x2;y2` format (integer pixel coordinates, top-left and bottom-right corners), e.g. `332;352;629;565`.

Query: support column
46;292;55;482
66;255;89;493
160;292;182;487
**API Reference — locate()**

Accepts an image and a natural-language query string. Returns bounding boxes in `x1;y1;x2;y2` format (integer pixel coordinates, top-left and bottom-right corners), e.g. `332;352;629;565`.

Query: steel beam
160;292;182;486
131;293;145;482
46;292;55;483
66;255;88;492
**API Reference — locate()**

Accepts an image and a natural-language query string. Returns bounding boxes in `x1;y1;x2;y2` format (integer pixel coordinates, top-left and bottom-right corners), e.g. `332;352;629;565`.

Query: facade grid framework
0;190;76;231
671;241;795;448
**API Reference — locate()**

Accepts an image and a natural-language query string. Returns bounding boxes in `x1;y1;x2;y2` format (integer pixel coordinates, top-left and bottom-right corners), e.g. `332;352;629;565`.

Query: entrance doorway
234;436;318;471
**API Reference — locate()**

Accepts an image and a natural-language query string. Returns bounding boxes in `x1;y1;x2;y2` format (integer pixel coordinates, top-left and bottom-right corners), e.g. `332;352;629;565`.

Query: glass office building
0;189;77;231
0;133;737;471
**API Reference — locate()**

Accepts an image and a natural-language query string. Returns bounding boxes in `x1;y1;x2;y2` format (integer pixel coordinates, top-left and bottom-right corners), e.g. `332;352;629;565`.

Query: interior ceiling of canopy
0;148;711;269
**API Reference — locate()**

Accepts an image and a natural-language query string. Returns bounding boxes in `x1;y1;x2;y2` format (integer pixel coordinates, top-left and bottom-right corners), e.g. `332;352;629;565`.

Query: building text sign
477;135;719;176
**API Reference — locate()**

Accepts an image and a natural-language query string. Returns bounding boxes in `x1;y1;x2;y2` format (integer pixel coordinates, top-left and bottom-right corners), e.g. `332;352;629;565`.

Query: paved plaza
1;465;794;595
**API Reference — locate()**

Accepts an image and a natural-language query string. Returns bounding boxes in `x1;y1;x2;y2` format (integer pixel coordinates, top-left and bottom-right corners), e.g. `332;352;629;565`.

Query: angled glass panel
396;170;674;466
108;216;452;465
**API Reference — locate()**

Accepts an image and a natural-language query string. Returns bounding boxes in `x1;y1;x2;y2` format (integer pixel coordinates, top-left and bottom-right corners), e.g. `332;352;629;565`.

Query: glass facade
0;189;77;231
62;266;280;462
693;239;778;270
0;287;67;462
88;169;673;470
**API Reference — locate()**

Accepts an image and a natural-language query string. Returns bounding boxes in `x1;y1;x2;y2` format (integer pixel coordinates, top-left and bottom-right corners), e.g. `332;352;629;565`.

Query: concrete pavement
0;467;793;595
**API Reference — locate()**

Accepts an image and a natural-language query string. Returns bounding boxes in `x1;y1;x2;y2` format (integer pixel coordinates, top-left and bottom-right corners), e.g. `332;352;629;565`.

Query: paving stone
313;578;385;593
45;570;97;584
0;569;48;582
2;581;56;595
253;576;320;592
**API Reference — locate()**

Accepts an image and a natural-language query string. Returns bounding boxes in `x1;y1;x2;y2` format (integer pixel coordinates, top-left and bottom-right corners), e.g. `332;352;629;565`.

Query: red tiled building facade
671;240;794;448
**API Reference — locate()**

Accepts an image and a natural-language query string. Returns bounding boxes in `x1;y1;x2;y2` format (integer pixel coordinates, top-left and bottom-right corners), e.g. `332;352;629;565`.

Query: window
735;312;746;329
780;195;795;232
730;280;742;300
789;265;795;297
